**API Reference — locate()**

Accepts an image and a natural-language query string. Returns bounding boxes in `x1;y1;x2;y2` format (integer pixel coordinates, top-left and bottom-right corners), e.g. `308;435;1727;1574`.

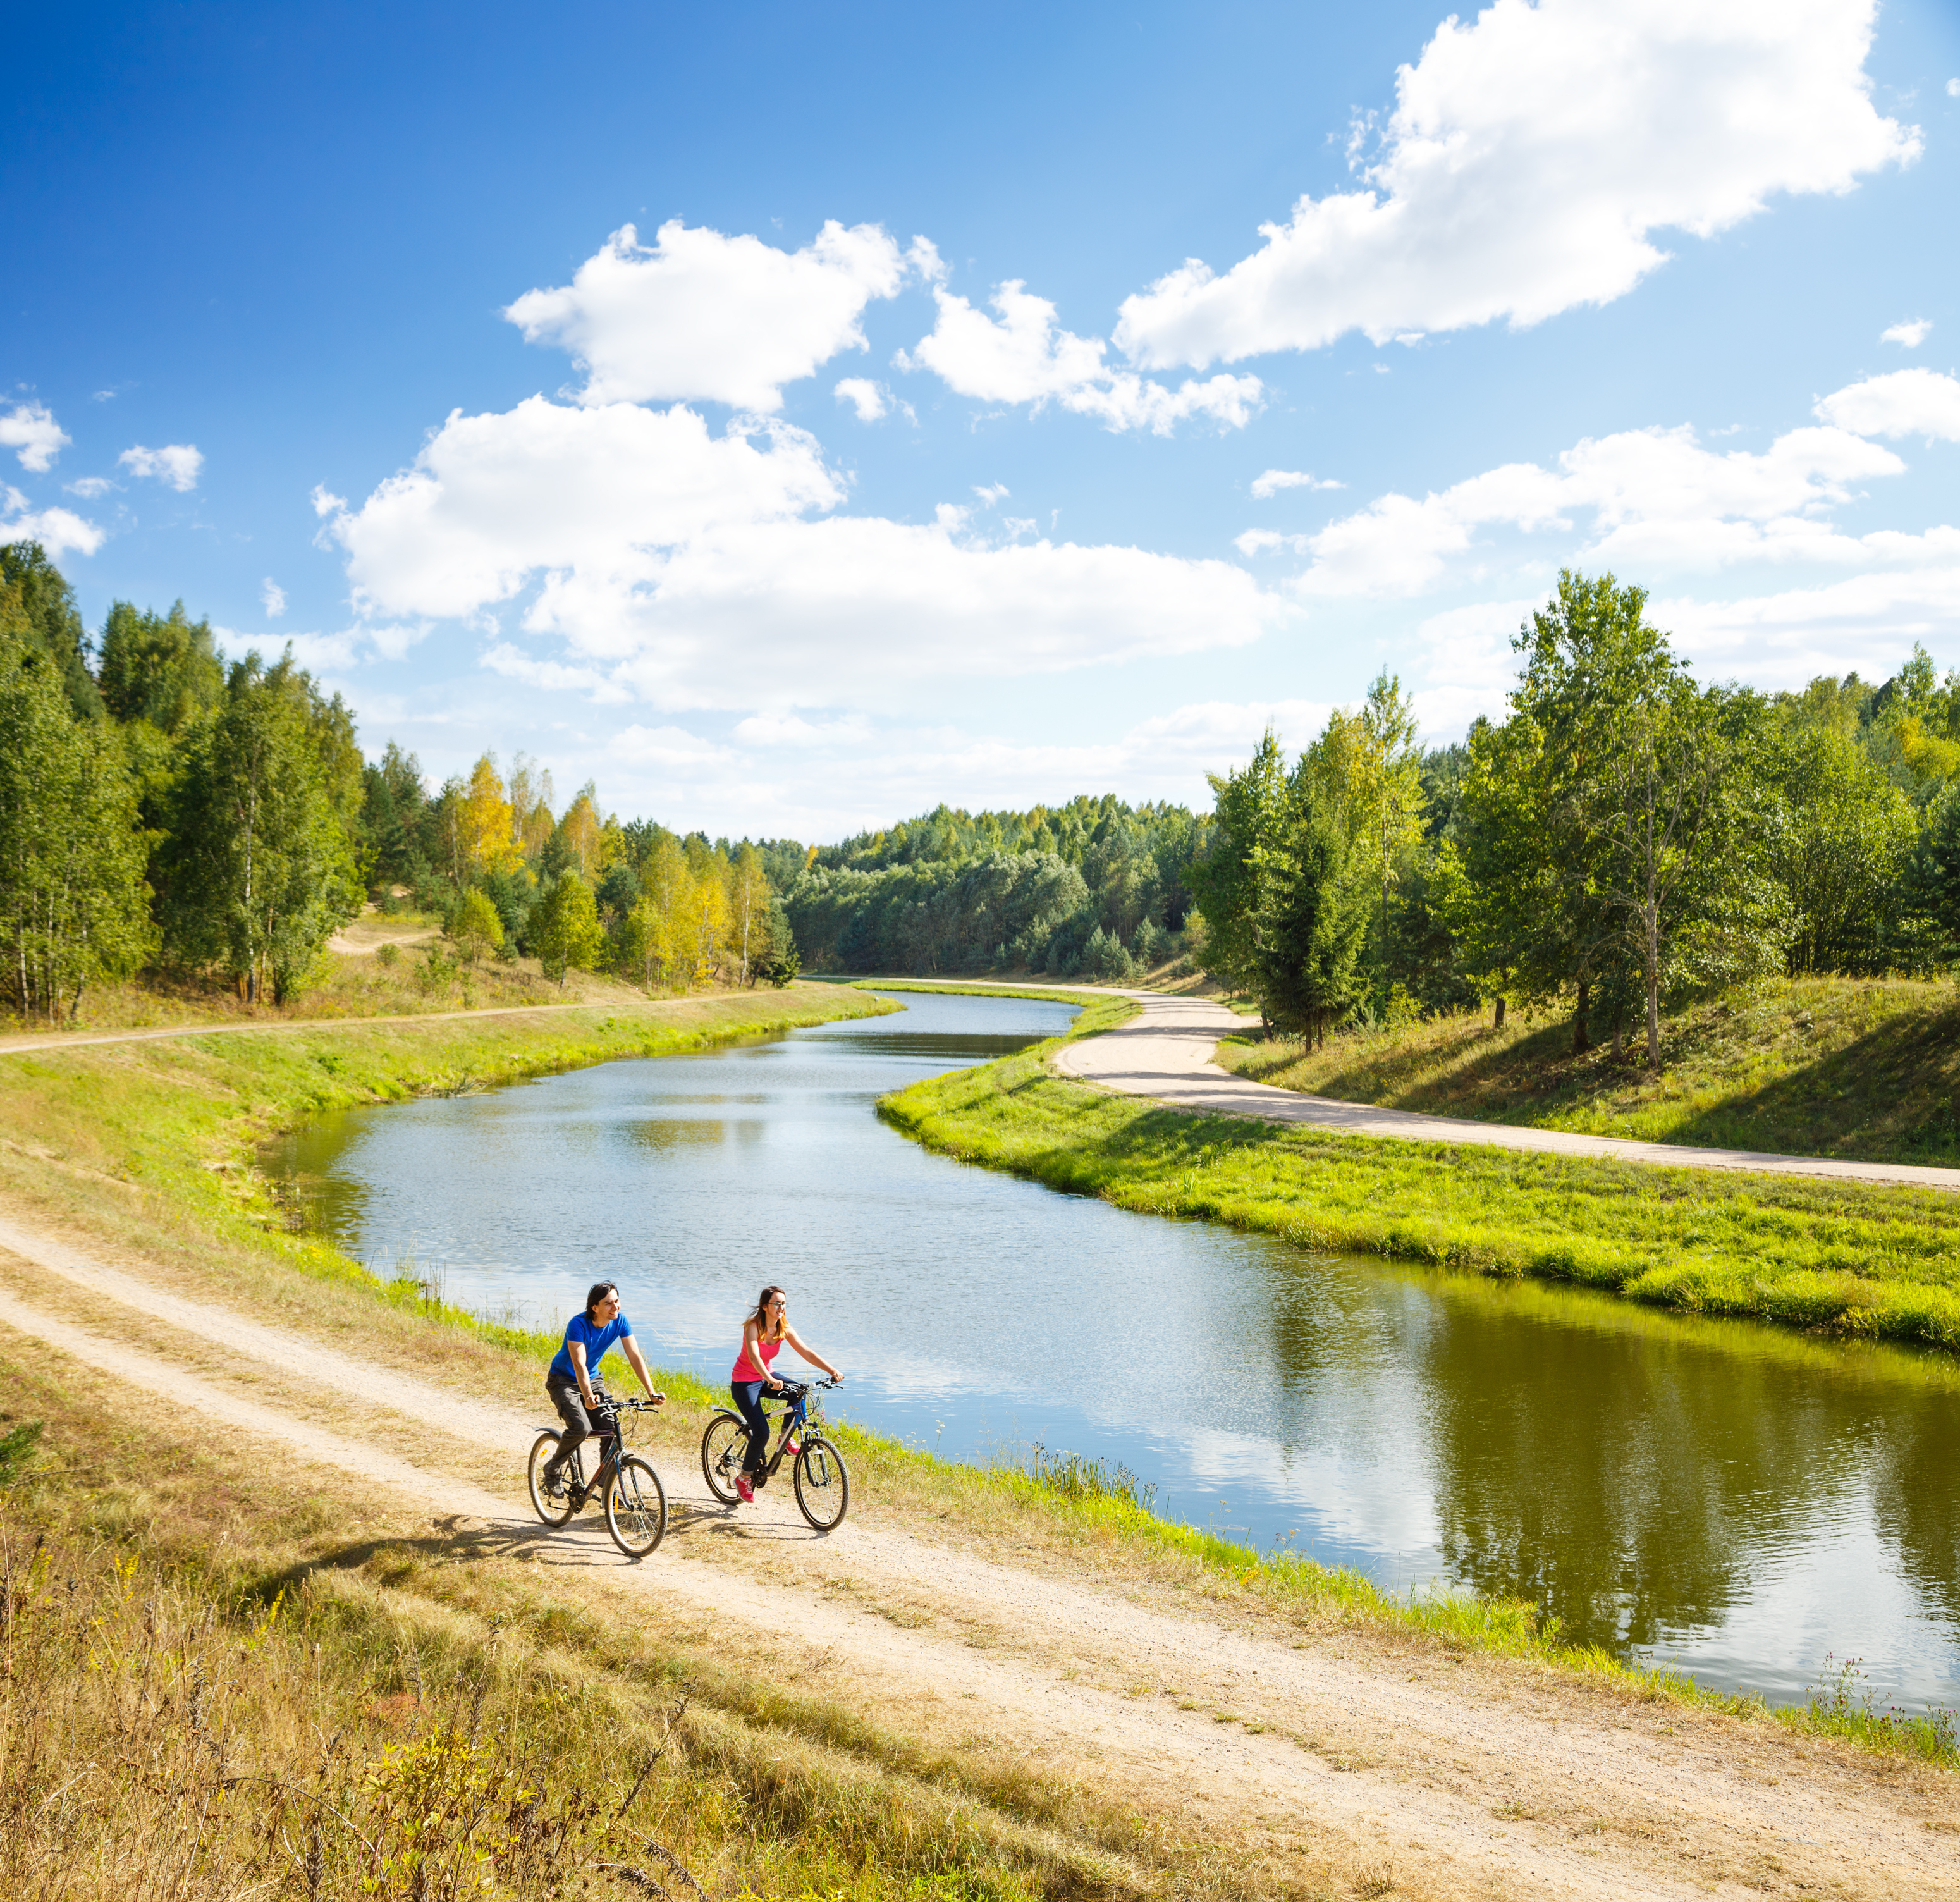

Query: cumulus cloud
1114;0;1918;369
119;443;204;491
64;476;114;499
261;579;287;618
732;711;871;747
1;486;103;558
0;401;69;472
216;628;367;673
1277;410;1920;597
328;393;1287;711
834;377;889;421
901;279;1262;434
1814;367;1960;441
505;219;909;412
1882;319;1932;348
1250;469;1343;498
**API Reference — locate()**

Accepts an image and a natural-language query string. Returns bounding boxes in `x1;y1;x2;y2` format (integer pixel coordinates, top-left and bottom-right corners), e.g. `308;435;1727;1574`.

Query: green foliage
0;541;102;720
155;654;362;1003
530;872;604;986
95;599;224;733
450;887;505;965
0;637;152;1021
1251;780;1368;1043
1184;730;1284;995
1902;787;1960;962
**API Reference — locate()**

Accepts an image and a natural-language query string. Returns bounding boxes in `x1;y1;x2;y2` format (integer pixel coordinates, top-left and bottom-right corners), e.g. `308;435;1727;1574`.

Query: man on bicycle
542;1281;663;1495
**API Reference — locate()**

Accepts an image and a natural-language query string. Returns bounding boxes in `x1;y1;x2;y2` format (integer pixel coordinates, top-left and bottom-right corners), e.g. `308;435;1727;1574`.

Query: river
266;988;1960;1713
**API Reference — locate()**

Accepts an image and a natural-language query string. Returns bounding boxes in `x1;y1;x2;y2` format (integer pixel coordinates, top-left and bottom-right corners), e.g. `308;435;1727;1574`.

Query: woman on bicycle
730;1284;840;1504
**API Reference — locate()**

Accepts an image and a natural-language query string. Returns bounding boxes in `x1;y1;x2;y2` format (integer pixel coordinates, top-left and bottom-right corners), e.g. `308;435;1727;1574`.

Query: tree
729;844;771;985
458;754;520;876
613;895;662;990
531;873;604;986
1185;730;1286;999
0;637;150;1021
1251;776;1369;1046
451;887;505;966
1901;787;1960;962
0;542;102;720
1357;670;1425;985
97;599;224;732
1764;718;1918;974
157;656;362;1003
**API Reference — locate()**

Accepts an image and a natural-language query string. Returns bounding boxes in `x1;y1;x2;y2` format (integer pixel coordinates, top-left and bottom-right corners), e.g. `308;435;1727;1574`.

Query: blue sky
4;0;1959;838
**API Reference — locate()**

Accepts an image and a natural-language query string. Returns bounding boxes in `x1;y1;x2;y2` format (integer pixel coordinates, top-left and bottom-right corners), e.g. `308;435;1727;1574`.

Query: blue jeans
732;1380;776;1482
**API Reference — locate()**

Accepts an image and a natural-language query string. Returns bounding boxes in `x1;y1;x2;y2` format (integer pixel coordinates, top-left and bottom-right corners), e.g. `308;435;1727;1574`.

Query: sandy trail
1;1213;1952;1899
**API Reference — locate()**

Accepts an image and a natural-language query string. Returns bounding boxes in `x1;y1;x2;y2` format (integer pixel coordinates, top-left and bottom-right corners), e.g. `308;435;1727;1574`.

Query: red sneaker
735;1475;754;1504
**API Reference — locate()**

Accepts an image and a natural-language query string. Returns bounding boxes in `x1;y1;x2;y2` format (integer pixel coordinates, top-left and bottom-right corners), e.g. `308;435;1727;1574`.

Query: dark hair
747;1285;786;1339
585;1281;620;1320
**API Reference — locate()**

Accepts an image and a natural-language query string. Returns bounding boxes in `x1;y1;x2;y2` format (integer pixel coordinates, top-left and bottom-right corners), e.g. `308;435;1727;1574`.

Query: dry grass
1215;974;1960;1165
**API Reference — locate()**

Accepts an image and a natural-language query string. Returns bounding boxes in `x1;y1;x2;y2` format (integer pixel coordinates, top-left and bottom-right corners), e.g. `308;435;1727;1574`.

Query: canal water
266;989;1960;1714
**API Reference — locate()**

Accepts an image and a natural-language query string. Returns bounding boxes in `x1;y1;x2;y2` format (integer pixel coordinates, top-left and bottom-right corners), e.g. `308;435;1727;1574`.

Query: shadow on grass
1665;1005;1960;1165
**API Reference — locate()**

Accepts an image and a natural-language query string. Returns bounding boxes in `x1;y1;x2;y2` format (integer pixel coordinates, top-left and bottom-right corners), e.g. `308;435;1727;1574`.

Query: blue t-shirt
550;1311;634;1384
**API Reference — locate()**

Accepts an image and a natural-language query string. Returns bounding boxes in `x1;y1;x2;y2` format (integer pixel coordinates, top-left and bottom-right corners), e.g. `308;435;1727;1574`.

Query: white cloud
1114;0;1918;369
1949;78;1959;98
1408;597;1540;735
1881;318;1932;348
310;484;346;518
1234;528;1312;556
119;443;203;491
731;711;871;747
261;578;287;618
216;628;365;673
328;393;1288;712
1287;412;1918;597
505;219;909;412
482;642;634;703
834;378;888;421
0;402;69;472
972;483;1010;506
1814;367;1960;441
1657;569;1960;687
1;487;103;558
901;279;1263;434
1250;469;1343;498
64;476;113;499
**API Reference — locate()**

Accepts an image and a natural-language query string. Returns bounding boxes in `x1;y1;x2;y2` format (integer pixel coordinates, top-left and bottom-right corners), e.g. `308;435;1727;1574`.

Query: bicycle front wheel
605;1455;668;1558
793;1436;850;1531
700;1412;747;1504
527;1431;577;1526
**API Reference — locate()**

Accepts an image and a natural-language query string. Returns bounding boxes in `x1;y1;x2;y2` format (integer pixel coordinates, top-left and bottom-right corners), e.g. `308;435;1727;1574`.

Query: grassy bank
880;1012;1960;1353
0;967;1949;1858
1216;974;1960;1166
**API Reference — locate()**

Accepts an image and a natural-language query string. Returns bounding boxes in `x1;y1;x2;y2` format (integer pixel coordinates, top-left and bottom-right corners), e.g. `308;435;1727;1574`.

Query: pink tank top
732;1332;782;1382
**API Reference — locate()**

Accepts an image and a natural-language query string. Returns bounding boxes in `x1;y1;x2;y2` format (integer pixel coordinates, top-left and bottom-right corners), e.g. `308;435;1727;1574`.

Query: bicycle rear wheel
700;1411;747;1504
605;1455;668;1557
793;1436;850;1531
527;1432;579;1526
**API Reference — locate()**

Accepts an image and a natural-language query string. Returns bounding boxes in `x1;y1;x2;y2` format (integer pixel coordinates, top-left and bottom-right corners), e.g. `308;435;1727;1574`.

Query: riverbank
881;1007;1960;1353
1;982;1955;1901
1216;974;1960;1167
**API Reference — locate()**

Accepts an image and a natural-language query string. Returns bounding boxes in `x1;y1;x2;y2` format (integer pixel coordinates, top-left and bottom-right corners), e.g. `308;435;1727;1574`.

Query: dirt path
897;980;1960;1193
2;1210;1952;1899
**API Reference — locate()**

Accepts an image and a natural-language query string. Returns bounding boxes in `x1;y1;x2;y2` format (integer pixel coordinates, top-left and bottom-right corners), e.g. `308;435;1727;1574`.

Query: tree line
0;541;798;1021
1192;571;1960;1065
783;795;1208;979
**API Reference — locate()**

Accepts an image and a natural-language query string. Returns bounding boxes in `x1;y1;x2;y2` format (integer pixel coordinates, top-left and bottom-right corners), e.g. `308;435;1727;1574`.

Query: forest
1194;571;1960;1066
5;537;1956;1043
0;541;797;1021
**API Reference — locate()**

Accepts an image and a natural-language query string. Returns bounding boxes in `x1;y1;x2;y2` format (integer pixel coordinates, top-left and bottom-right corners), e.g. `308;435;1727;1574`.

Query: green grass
879;1007;1960;1353
1216;974;1960;1165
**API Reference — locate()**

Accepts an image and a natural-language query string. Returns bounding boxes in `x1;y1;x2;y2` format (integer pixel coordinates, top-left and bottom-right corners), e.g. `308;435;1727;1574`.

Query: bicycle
700;1377;850;1531
526;1389;669;1557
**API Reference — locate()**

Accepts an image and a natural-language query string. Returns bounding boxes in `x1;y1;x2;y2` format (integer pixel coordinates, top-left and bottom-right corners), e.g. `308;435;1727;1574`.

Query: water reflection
264;989;1960;1708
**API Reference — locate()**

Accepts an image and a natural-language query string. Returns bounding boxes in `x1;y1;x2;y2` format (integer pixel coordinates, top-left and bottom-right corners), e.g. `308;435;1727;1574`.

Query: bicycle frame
755;1382;822;1482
